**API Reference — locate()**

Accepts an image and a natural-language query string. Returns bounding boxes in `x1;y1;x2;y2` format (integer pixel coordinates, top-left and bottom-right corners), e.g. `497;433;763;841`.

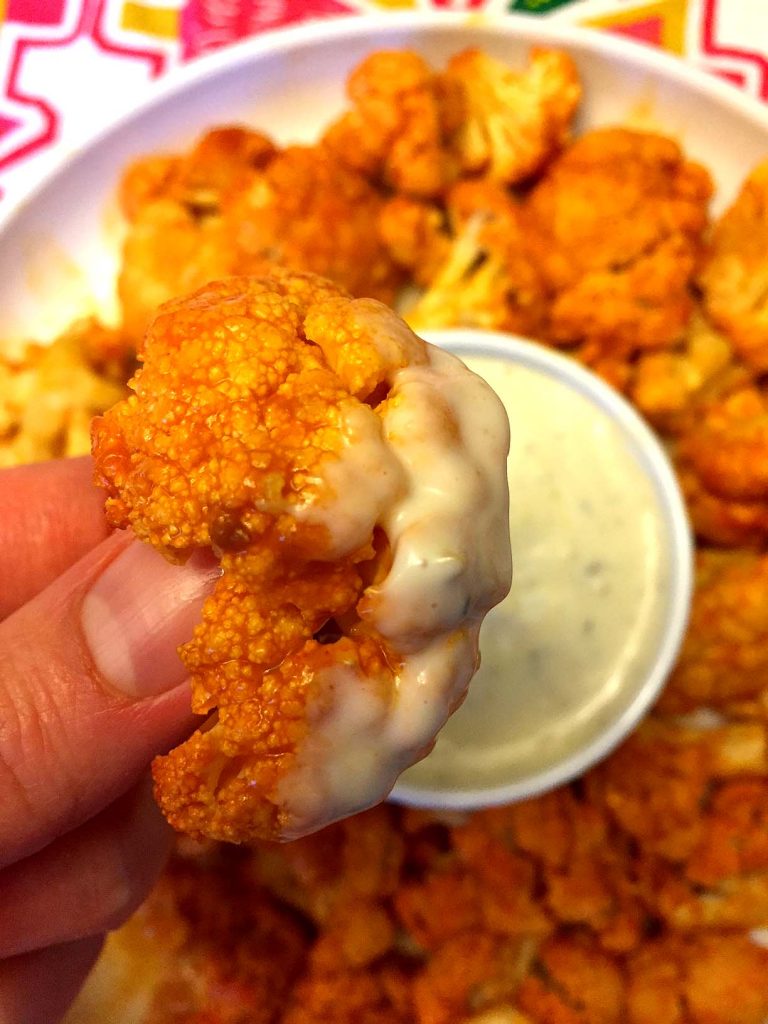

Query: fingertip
0;457;110;619
0;935;104;1024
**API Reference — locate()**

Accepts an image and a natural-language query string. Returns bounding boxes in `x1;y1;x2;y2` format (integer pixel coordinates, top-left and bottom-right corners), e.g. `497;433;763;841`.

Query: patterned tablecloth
0;0;766;212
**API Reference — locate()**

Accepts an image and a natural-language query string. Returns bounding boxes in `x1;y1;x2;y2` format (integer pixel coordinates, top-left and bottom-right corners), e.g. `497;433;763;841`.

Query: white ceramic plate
2;11;768;349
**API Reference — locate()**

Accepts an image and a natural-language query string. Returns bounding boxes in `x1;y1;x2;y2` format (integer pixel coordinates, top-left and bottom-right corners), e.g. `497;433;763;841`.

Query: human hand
0;456;218;1024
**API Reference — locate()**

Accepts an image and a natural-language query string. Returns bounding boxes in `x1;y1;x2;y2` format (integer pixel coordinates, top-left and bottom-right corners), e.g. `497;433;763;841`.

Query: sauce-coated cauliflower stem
91;269;511;843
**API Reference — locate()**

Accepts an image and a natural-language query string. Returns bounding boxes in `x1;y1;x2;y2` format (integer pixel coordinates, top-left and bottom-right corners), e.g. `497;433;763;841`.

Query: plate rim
3;10;768;235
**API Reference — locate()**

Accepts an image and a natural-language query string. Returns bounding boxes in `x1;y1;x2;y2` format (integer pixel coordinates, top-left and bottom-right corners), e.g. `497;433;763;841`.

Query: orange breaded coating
678;385;768;502
629;309;747;436
676;458;768;549
523;128;712;354
322;50;463;199
641;854;768;932
412;931;537;1024
93;272;395;842
251;805;405;926
228;146;404;304
657;550;768;715
626;933;768;1024
118;127;277;340
506;791;645;952
383;180;545;336
685;780;768;887
586;718;767;863
119;125;277;221
95;271;353;558
515;935;625;1024
118;197;240;343
283;963;412;1024
394;814;551;960
92;269;510;844
134;848;309;1024
118;135;402;340
377;194;451;289
672;383;768;547
444;47;581;185
699;159;768;372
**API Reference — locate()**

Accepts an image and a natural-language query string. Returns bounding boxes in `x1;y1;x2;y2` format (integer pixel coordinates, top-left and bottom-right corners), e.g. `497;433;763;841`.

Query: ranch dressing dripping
401;354;669;793
275;344;511;836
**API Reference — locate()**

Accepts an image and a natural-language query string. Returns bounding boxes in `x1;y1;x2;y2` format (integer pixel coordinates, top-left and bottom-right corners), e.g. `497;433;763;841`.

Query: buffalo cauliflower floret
699;159;768;372
685;779;768;888
658;550;768;715
383;180;544;336
627;933;768;1024
676;459;768;549
227;145;403;305
118;134;402;340
515;936;624;1024
322;49;463;199
377;195;452;289
322;46;581;199
638;852;768;933
119;125;276;221
118;197;240;343
140;851;309;1024
523;128;712;355
677;385;768;502
118;126;278;340
444;47;581;185
629;309;746;435
0;319;127;467
282;962;412;1024
92;269;511;844
586;718;767;864
412;932;538;1024
672;384;768;541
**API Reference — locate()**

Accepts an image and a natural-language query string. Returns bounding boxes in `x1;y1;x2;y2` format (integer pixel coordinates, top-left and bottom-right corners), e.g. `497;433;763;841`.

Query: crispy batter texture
672;381;768;547
679;385;768;501
676;458;768;549
380;180;545;336
658;549;768;714
322;50;463;199
118;131;401;340
523;128;712;358
93;270;420;843
228;146;403;304
699;159;768;371
629;309;747;435
627;933;768;1024
444;47;581;185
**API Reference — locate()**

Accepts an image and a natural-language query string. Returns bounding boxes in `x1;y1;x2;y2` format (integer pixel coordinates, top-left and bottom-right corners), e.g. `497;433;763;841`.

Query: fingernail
82;540;220;698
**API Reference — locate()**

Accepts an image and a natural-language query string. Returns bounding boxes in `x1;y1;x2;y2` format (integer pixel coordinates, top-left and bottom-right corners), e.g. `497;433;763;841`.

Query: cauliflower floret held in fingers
91;269;512;843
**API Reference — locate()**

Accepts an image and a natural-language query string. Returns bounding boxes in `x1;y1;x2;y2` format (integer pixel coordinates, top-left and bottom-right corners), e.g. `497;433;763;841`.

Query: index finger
0;457;110;619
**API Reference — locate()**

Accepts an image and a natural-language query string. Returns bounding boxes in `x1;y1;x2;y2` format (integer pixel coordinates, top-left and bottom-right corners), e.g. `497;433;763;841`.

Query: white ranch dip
399;352;672;794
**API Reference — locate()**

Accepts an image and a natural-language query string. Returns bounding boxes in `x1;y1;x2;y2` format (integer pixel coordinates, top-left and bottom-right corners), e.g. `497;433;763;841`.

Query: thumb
0;533;218;868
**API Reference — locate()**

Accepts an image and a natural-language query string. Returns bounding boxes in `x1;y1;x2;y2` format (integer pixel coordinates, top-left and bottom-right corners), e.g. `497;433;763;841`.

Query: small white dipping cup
391;329;694;811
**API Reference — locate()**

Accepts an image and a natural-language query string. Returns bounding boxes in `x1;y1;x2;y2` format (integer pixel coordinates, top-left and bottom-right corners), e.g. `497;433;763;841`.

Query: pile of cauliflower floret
113;43;768;557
